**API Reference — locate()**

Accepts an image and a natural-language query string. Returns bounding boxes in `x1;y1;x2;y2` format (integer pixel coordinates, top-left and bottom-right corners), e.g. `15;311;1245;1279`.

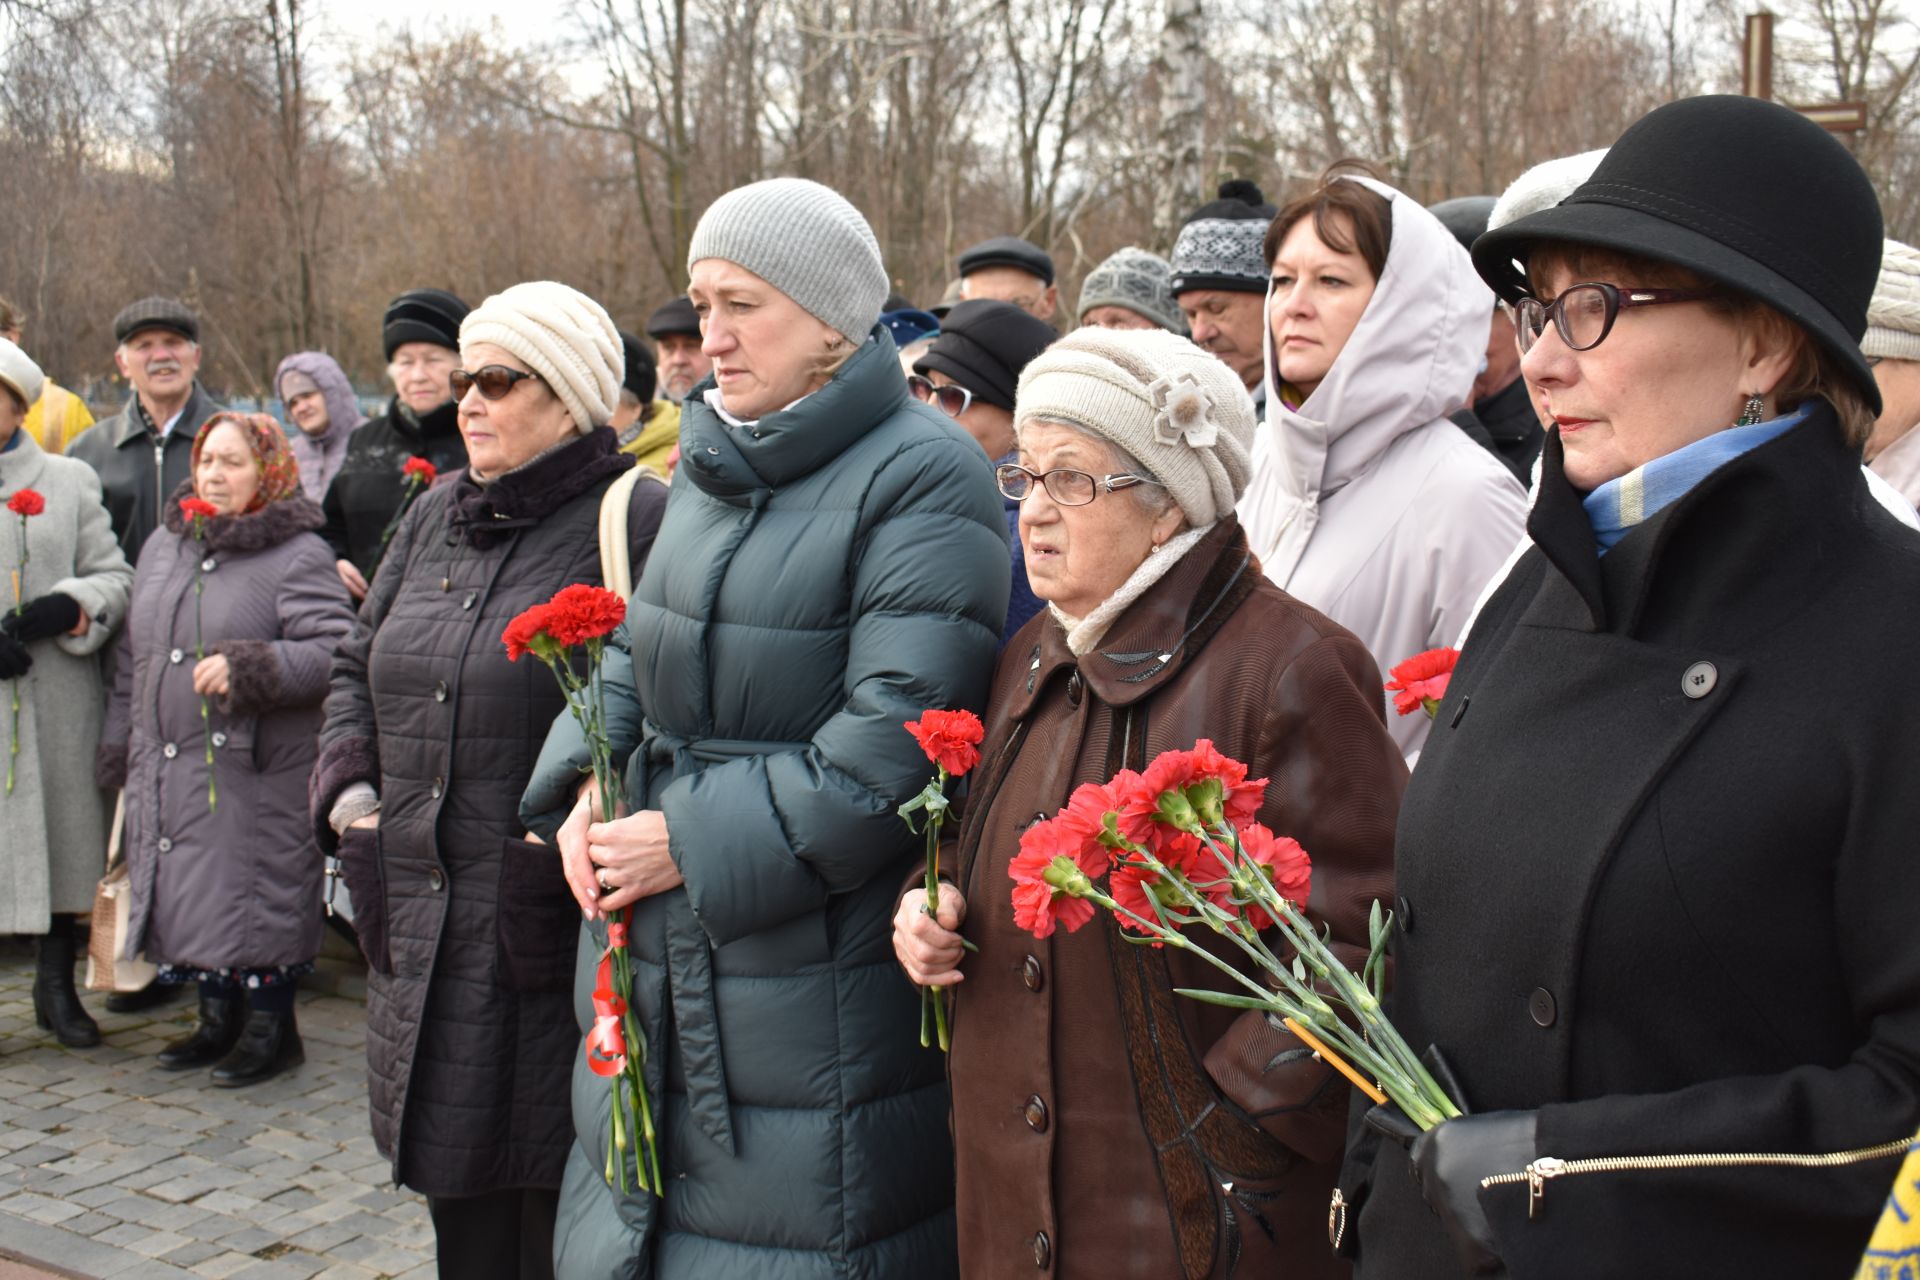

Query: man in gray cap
644;296;711;404
957;235;1058;322
69;296;227;567
1168;181;1275;415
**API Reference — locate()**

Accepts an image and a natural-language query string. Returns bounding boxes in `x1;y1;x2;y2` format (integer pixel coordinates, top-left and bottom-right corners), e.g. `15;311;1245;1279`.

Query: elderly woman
1336;96;1920;1280
1238;166;1528;760
99;412;355;1083
276;351;368;502
0;338;132;1049
893;326;1406;1278
312;281;661;1280
1864;239;1920;505
520;178;1010;1278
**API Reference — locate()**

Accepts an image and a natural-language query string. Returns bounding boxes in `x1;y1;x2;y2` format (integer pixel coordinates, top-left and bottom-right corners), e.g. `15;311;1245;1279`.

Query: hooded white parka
1239;175;1527;759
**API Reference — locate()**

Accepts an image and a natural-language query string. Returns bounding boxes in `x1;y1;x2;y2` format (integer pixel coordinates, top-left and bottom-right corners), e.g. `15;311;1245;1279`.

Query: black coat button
1032;1231;1051;1269
1395;895;1413;934
1022;955;1044;992
428;868;446;892
1065;671;1082;707
1529;987;1557;1027
1024;1095;1048;1132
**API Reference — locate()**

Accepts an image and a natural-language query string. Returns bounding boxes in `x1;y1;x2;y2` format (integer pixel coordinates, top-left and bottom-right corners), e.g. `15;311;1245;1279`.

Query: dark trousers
426;1187;559;1280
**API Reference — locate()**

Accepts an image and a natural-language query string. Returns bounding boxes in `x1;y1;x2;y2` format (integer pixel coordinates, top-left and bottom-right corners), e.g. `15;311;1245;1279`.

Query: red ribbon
586;950;628;1078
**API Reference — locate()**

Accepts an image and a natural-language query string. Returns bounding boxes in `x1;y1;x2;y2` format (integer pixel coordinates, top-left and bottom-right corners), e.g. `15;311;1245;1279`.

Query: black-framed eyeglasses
1514;282;1717;355
450;365;545;401
995;463;1165;507
906;373;974;419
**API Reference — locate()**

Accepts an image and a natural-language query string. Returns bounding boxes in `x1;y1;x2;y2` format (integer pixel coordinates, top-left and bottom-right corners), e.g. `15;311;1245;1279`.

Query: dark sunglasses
450;365;545;401
1514;282;1717;355
907;373;975;418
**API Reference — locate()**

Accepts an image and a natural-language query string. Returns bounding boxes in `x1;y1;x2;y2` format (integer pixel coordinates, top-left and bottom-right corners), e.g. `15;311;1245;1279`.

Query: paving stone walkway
0;935;435;1280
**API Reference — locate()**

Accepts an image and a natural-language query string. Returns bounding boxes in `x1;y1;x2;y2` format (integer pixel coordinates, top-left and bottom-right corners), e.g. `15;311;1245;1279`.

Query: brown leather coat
939;519;1406;1280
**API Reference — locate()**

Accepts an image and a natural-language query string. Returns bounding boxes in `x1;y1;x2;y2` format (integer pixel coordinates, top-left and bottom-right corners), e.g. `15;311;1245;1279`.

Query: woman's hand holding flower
191;654;231;697
587;809;681;913
893;887;969;987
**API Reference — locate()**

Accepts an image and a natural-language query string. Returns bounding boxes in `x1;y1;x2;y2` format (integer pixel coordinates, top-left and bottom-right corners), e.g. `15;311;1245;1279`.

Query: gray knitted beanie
1077;248;1187;334
1866;239;1920;362
1015;327;1255;526
461;281;624;433
688;178;888;343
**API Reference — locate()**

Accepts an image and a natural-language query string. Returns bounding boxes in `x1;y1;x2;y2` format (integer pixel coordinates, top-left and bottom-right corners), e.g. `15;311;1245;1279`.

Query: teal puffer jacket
522;332;1010;1279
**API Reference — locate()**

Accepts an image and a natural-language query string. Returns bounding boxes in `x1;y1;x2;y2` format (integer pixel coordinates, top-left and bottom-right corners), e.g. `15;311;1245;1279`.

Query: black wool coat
1342;403;1920;1279
312;429;663;1198
318;396;469;576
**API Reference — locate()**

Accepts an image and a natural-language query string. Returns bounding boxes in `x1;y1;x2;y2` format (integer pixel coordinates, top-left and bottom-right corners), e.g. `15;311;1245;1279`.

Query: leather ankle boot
33;923;101;1049
156;993;243;1070
210;1006;304;1087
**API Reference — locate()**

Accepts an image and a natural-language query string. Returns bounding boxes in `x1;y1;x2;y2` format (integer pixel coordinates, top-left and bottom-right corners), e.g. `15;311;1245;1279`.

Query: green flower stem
8;517;25;793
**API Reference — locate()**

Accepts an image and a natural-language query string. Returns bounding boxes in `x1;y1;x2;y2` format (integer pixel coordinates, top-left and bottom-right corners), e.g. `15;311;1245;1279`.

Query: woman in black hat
1335;95;1920;1279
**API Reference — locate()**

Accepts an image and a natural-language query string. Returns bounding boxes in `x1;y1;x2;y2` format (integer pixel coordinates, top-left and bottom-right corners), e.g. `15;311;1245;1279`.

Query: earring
1736;392;1766;427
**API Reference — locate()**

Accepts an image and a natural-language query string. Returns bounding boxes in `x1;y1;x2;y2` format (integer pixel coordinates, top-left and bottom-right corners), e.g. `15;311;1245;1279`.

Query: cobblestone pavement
0;935;437;1280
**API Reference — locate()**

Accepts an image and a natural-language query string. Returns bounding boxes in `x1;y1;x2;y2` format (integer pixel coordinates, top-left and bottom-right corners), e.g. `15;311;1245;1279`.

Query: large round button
157;837;172;853
200;557;217;573
433;680;449;703
1528;987;1557;1027
168;648;184;665
1022;955;1044;992
212;732;228;748
1024;1095;1049;1133
1682;661;1717;699
162;742;178;759
1032;1231;1051;1270
428;868;446;892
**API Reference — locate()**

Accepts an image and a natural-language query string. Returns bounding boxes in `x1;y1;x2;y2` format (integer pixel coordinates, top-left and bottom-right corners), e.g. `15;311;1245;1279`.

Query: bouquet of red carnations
1010;740;1461;1130
503;583;660;1193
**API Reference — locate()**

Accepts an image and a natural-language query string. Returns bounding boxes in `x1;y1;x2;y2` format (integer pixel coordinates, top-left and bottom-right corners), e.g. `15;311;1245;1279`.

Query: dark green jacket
522;332;1009;1279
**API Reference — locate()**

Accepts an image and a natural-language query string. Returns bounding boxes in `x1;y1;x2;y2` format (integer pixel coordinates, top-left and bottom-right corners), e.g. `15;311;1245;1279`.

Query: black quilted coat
312;428;663;1197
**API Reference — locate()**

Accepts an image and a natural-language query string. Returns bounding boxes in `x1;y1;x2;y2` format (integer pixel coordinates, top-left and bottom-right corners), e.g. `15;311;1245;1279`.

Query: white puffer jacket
1240;175;1527;760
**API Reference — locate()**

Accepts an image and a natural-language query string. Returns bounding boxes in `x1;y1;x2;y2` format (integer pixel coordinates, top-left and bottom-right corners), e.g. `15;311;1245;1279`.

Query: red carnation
402;457;438;485
1008;829;1097;939
541;584;627;647
1234;823;1313;930
1385;648;1460;718
501;603;552;663
179;496;219;522
1110;832;1203;940
6;489;44;518
905;708;985;778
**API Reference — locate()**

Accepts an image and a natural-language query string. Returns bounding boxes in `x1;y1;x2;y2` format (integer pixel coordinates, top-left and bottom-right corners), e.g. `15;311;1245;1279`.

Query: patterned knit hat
1015;327;1255;526
689;178;888;343
1077;248;1186;334
1169;181;1277;297
461;281;624;433
192;412;304;512
1866;239;1920;363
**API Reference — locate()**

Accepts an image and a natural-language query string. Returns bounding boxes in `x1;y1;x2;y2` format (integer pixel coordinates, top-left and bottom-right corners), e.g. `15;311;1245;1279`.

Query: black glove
0;631;31;679
1;593;82;643
1408;1110;1538;1276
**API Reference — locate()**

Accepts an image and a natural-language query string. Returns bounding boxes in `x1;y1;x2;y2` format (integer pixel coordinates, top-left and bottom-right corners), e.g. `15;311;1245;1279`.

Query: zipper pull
1525;1157;1567;1218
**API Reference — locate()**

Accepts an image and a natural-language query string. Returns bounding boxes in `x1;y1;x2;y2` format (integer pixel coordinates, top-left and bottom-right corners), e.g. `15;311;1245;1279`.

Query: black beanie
619;331;657;404
912;300;1058;412
383;288;469;359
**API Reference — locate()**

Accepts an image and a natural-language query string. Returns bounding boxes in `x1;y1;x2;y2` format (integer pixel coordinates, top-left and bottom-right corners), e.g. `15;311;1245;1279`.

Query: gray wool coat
101;484;356;969
0;432;133;932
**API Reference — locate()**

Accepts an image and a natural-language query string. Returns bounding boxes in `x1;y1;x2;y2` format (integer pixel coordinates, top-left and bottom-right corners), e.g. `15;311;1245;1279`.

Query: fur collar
447;427;632;549
162;479;324;553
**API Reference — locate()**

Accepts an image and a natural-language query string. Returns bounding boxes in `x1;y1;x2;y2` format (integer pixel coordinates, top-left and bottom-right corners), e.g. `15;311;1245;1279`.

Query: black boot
33;917;101;1048
156;988;243;1070
210;1004;304;1088
106;980;183;1014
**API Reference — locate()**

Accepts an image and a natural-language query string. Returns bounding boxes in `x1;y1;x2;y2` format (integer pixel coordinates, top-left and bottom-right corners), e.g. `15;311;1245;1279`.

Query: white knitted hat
688;178;888;343
1014;327;1255;527
0;338;44;412
460;281;623;433
1865;239;1920;363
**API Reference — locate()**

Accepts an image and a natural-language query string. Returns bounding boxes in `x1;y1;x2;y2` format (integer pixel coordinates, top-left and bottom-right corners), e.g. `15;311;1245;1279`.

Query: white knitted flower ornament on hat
1149;372;1218;449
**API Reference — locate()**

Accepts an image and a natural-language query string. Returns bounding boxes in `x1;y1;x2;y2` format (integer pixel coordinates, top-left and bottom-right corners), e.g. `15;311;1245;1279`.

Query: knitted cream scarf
1048;523;1215;656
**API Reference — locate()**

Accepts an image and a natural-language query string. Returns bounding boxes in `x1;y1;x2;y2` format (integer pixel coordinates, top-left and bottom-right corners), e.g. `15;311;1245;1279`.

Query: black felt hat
644;295;701;339
912;300;1058;411
1427;196;1497;253
619;330;657;404
1474;95;1884;413
956;236;1056;287
382;288;469;359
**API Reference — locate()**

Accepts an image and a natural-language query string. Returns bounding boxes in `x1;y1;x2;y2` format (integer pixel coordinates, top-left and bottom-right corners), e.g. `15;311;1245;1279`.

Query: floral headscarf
191;412;303;513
